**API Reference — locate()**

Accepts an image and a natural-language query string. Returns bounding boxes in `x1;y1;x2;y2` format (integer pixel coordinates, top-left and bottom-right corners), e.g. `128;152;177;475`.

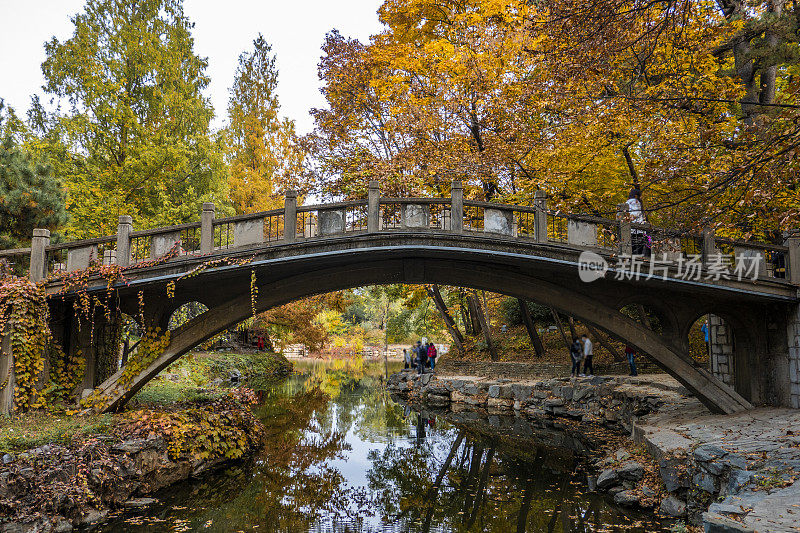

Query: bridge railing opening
11;180;800;286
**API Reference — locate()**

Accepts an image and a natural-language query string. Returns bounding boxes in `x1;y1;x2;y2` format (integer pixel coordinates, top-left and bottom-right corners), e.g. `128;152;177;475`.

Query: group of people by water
570;333;639;377
403;340;438;373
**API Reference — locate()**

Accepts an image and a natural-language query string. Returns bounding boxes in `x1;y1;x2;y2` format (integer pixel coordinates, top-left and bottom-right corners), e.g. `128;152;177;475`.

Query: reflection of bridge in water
1;181;798;414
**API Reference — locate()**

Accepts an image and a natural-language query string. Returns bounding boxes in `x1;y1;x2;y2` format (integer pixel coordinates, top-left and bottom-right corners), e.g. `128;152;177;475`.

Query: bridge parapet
1;181;797;288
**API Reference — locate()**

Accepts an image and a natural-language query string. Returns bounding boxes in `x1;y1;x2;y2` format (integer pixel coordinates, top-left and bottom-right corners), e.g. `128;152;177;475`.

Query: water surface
99;359;669;532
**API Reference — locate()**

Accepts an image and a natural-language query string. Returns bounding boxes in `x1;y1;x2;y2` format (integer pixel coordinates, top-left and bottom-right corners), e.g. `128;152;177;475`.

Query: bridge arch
90;252;754;415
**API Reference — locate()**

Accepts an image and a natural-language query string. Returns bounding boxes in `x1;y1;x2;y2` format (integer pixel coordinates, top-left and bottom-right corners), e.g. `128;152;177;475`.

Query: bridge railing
11;180;800;286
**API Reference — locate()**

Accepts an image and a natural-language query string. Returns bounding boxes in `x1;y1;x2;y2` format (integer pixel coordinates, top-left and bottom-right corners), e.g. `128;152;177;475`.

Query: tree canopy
38;0;230;238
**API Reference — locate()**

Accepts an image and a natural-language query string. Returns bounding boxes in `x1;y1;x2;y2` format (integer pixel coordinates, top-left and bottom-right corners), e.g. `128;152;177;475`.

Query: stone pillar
29;228;50;282
0;324;15;415
709;314;734;386
368;180;380;233
116;215;133;267
786;232;800;284
284;190;297;243
617;203;632;255
534;190;547;243
450;180;463;233
201;202;215;254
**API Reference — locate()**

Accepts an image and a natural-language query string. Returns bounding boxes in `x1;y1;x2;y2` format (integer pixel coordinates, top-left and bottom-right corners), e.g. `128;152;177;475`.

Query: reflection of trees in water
366;429;663;533
152;385;371;532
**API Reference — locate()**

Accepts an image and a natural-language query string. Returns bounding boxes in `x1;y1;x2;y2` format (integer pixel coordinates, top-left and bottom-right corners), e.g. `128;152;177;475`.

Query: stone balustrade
0;180;796;286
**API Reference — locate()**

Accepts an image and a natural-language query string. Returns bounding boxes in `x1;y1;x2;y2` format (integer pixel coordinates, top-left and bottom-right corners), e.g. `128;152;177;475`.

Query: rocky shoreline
0;394;266;533
387;368;800;532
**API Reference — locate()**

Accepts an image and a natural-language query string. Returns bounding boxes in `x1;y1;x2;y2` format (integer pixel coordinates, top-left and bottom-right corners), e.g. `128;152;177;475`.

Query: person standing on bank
570;337;583;377
403;348;411;369
581;334;594;376
701;320;710;357
625;188;649;256
427;342;438;371
625;344;638;376
415;340;427;374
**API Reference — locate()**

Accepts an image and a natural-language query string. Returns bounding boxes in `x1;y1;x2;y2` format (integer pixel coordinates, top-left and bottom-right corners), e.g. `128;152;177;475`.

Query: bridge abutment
787;303;800;408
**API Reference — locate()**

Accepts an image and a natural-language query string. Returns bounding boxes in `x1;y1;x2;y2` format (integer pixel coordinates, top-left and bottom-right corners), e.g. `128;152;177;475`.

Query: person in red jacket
427;342;438;371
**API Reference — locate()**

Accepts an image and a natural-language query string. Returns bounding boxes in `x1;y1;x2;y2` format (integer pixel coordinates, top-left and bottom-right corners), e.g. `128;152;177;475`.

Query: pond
98;358;670;532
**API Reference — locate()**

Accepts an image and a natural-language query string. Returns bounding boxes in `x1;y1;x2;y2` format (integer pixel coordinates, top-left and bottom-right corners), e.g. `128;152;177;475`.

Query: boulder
659;495;686;517
702;512;755;533
694;443;728;463
693;471;717;493
487;398;514;410
617;461;644;481
511;384;534;401
615;449;631;461
613;490;640;507
123;498;157;508
597;468;619;489
77;509;107;525
659;456;689;492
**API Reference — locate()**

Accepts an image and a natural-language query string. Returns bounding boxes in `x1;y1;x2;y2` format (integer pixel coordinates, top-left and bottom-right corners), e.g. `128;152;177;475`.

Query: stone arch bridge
1;181;799;415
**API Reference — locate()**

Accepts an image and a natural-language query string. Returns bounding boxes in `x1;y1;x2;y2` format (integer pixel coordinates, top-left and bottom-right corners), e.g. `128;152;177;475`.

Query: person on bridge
626;189;649;256
625;345;638;376
570;338;583;377
427;342;438;371
581;334;594;376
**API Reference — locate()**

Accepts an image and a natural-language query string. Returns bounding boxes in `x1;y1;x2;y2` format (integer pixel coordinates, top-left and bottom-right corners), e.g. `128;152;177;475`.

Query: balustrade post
200;202;215;254
450;180;463;233
534;190;547;243
116;215;133;267
284;190;297;243
702;228;717;267
368;180;380;232
29;229;50;282
616;203;632;255
785;231;800;284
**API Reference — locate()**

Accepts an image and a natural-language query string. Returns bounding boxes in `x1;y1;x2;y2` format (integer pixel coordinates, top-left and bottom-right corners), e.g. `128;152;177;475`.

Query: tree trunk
427;285;464;352
636;304;653;330
518;298;545;357
567;316;578;340
586;324;625;362
472;290;498;361
466;294;482;335
550;308;572;351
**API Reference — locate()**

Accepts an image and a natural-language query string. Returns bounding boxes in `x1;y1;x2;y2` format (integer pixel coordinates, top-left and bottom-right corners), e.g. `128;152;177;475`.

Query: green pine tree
0;101;66;249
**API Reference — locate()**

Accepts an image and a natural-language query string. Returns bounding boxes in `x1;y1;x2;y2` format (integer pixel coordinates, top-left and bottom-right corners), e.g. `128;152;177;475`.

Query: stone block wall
787;304;800;409
709;314;733;386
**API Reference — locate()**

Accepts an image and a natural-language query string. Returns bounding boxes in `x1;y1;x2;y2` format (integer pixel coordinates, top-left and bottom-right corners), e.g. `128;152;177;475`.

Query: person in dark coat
570;338;583;377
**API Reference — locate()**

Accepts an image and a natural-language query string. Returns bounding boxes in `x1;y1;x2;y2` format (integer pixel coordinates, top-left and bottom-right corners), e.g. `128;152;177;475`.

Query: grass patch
129;351;293;407
0;412;115;454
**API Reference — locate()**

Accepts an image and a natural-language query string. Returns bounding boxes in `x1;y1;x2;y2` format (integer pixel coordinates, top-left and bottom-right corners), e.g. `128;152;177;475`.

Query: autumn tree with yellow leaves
226;34;304;214
308;0;800;240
